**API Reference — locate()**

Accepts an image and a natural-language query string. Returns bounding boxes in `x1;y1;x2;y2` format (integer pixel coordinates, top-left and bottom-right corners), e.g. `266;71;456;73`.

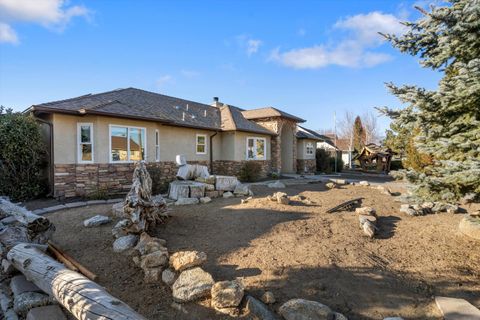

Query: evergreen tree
380;0;480;202
352;116;366;152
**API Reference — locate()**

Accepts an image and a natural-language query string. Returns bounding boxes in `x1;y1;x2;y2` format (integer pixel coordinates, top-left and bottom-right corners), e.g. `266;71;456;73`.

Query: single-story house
26;87;320;199
316;133;354;168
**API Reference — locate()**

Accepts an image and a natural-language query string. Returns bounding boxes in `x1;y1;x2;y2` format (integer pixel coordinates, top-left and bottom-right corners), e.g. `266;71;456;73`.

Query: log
48;241;97;281
47;242;79;273
0;198;55;244
8;243;146;320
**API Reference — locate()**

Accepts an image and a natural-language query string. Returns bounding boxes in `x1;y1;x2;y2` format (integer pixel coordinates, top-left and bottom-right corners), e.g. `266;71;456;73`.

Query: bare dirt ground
46;180;480;320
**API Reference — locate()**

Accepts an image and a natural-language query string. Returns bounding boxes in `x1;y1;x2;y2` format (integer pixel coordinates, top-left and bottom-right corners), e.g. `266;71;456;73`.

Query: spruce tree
353;116;366;152
380;0;480;202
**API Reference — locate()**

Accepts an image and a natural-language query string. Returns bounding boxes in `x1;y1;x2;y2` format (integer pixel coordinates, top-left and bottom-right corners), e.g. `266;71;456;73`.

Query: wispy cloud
298;28;306;37
271;11;407;69
156;75;173;88
0;0;90;44
0;22;18;44
236;34;263;56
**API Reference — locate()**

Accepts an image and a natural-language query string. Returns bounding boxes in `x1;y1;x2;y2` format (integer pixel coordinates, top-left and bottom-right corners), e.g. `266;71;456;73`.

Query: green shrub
390;159;404;171
239;161;262;182
316;149;343;173
0;107;46;200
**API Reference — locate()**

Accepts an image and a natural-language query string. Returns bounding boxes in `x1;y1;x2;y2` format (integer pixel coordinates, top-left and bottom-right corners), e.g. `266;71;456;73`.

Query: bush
0;107;46;200
316;149;343;173
239;161;262;182
390;159;404;171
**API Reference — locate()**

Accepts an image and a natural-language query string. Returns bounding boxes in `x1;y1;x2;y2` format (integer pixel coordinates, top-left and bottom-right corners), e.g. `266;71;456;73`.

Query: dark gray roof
32;88;226;131
220;104;274;135
241;107;305;123
296;126;322;140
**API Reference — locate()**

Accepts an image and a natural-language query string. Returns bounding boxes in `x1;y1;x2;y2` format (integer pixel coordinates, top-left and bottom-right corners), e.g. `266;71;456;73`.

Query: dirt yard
46;181;480;320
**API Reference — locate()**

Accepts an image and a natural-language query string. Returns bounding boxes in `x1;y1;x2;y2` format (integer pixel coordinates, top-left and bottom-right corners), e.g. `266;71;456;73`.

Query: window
77;123;93;163
306;142;314;156
110;125;146;162
196;134;207;154
155;130;160;162
246;137;266;160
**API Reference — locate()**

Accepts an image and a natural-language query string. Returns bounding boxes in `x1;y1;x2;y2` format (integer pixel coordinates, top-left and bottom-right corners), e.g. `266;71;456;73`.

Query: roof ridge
33;88;131;107
221;104;237;130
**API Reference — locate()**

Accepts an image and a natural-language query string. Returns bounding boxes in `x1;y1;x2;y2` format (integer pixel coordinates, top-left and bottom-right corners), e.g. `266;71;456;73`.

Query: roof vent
204;110;207;117
174;105;180;110
186;104;189;111
182;112;185;121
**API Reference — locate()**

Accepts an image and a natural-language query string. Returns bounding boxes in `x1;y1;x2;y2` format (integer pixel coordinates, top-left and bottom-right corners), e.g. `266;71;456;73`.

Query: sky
0;0;442;134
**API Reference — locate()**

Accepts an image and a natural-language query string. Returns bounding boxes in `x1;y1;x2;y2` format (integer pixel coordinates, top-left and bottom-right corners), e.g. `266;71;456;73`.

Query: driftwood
123;161;168;233
8;243;146;320
326;198;363;213
48;241;97;281
0;198;54;251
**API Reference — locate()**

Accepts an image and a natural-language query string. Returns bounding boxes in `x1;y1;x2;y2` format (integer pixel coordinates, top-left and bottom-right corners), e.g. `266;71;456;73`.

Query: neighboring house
26;88;319;199
315;133;354;168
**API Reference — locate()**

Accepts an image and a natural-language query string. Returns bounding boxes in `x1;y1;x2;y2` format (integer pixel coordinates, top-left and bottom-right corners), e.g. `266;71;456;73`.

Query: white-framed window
196;134;207;154
305;142;314;156
77;123;93;163
155;130;160;162
109;125;146;163
246;137;266;160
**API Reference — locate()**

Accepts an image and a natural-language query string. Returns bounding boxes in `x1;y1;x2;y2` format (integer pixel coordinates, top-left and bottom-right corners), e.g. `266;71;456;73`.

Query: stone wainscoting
296;159;316;175
54;160;270;199
212;160;271;178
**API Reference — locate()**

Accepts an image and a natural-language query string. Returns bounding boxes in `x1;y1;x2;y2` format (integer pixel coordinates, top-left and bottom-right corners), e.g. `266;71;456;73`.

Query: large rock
245;295;279;320
459;216;480;240
175;198;199;206
111;219;130;239
111;202;126;218
135;233;167;255
261;291;276;304
199;197;212;204
143;268;162;283
13;292;55;316
26;305;66;320
113;235;139;253
325;182;336;189
10;275;41;296
233;184;252;196
170;251;207;271
172;267;215;302
141;250;169;269
268;181;286;189
223;192;234;199
216;176;240;191
279;299;332;320
358;180;370;186
355;207;376;216
162;269;176;286
211;280;244;309
83;215;111;227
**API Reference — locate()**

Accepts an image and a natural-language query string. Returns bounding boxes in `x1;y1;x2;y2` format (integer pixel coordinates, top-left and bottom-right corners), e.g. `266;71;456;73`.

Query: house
26;88;320;199
315;133;354;168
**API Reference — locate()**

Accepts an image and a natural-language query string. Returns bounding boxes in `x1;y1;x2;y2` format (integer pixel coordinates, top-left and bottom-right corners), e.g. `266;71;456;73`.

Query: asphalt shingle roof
241;107;305;122
296;126;323;140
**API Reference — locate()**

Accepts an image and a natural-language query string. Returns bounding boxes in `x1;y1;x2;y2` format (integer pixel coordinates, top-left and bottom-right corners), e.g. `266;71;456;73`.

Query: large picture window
246;137;266;160
110;125;146;162
77;123;93;163
196;134;207;154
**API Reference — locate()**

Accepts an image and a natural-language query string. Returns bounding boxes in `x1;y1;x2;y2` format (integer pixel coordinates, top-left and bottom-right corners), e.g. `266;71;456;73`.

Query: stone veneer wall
296;159;317;175
54;160;269;199
54;161;208;199
212;160;271;178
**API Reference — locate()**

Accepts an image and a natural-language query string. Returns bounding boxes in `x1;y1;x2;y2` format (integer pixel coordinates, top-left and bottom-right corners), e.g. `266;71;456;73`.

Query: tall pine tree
380;0;480;202
353;116;366;152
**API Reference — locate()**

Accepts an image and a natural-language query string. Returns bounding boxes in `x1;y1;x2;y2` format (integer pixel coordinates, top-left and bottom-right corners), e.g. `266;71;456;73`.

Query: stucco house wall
297;139;317;174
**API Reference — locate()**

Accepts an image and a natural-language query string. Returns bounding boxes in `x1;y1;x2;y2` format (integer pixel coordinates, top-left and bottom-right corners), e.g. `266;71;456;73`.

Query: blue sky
0;0;441;134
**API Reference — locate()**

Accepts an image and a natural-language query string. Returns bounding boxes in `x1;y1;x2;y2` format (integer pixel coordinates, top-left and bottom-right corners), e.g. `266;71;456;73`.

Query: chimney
211;97;221;107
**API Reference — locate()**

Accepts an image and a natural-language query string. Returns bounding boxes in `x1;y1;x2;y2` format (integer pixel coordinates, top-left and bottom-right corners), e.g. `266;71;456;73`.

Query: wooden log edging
8;243;146;320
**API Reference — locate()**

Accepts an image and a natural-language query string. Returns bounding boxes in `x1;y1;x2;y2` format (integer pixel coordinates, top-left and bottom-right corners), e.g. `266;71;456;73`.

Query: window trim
77;122;94;163
305;141;314;156
196;134;207;155
246;136;267;160
155;129;160;162
109;124;147;163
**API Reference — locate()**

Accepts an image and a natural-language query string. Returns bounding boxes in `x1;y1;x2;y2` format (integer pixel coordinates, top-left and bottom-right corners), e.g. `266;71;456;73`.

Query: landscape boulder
175;198;199;206
162;269;176;286
113;234;139;253
274;192;290;205
459;216;480;240
172;267;215;302
170;251;207;272
325;182;336;189
143;268;162;283
211;280;244;309
233;184;252;196
355;207;376;216
359;181;370;186
13;292;56;316
199;197;212;204
216;176;239;191
111;219;130;239
279;298;332;320
26;305;66;320
223;192;234;199
141;250;169;269
245;295;279;320
83;215;111;227
135;233;167;255
268;181;286;189
111;202;126;218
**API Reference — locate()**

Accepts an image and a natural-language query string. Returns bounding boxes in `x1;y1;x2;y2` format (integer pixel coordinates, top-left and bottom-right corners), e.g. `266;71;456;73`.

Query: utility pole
334;111;337;174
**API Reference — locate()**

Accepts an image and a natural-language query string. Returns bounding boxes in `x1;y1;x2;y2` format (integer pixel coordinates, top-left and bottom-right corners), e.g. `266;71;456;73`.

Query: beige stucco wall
52;114;221;164
297;139;317;160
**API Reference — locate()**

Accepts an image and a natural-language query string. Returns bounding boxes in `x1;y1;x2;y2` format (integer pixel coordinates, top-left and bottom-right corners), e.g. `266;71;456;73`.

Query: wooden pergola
353;144;395;173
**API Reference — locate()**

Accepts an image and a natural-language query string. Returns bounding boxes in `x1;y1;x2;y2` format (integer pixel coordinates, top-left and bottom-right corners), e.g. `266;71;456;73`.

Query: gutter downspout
209;131;219;174
32;114;54;197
